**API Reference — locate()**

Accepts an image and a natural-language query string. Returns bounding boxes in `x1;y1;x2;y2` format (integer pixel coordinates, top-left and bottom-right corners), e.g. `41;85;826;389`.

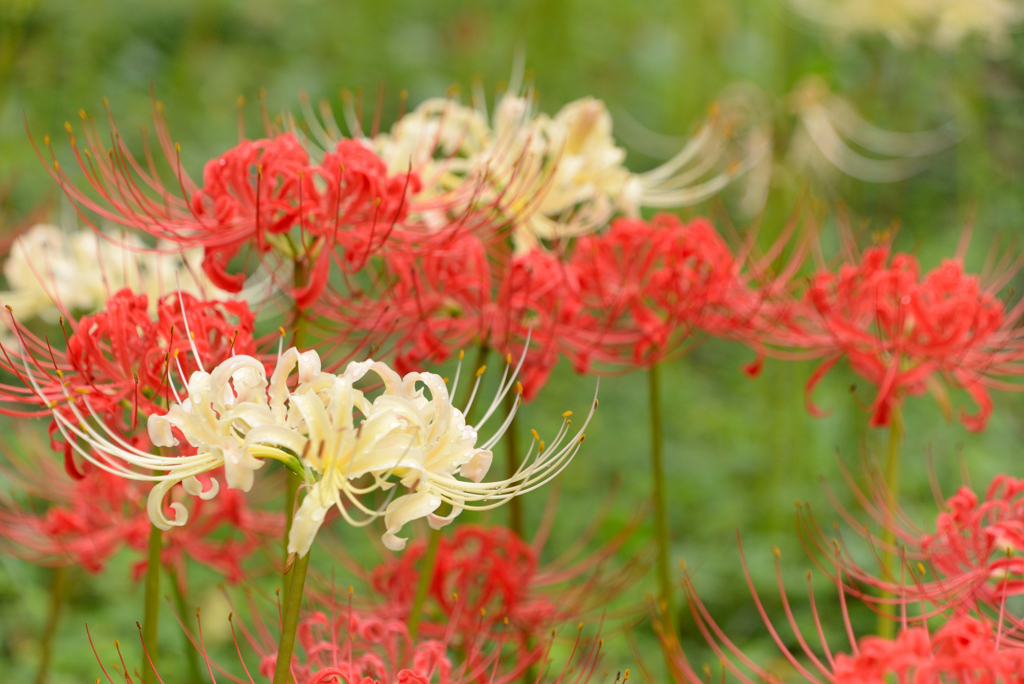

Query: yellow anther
503;616;509;625
577;622;583;630
506;353;512;364
480;608;486;617
238;95;245;106
443;377;449;384
917;563;926;575
459;349;465;360
53;160;60;171
475;365;486;377
773;546;781;558
64;122;73;133
516;381;523;395
74;388;91;394
578;434;586;442
279;327;286;338
562;410;572;418
79;108;87;119
349;585;354;595
44;134;50;146
531;429;540;441
175;142;181;153
538;441;545;453
452;592;458;601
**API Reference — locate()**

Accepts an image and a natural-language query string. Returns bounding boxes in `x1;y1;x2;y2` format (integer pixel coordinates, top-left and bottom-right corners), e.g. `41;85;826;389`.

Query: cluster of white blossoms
45;341;594;556
296;75;771;253
786;0;1024;53
0;223;243;322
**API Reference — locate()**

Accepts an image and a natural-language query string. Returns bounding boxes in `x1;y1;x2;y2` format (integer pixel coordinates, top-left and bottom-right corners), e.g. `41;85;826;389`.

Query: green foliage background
2;1;1024;681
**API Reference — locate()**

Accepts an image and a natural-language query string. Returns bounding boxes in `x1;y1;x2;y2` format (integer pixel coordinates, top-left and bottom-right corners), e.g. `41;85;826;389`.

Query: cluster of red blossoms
658;468;1024;683
95;595;606;684
0;286;281;589
38;104;1024;427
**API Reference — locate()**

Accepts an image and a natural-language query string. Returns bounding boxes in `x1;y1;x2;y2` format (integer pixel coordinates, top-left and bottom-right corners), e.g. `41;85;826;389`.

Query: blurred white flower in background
786;0;1024;54
0;223;279;324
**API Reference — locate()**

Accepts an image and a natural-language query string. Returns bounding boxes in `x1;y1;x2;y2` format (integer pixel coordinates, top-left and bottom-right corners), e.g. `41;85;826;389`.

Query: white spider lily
36;337;595;555
292;68;770;253
785;0;1024;53
0;223;280;326
788;76;957;184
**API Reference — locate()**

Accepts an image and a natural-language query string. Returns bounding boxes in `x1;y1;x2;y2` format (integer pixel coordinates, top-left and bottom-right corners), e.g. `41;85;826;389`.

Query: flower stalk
168;569;203;684
283;258;309;604
141;523;162;684
273;550;311;684
504;389;524;537
649;363;673;623
877;403;903;639
34;565;67;684
407;527;442;640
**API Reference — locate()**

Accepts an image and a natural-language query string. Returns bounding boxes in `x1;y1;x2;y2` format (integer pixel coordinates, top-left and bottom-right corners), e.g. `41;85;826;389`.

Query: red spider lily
314;210;804;400
779;240;1024;431
565;212;803;376
92;593;606;684
797;464;1024;618
34;101;536;311
0;288;260;477
0;433;282;586
307;505;646;654
660;535;1024;684
363;523;642;646
311;231;578;400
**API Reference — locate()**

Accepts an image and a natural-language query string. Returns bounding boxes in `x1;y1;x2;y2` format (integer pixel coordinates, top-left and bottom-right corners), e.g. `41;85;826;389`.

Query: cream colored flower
40;341;594;556
786;0;1024;53
0;223;276;324
293;76;770;253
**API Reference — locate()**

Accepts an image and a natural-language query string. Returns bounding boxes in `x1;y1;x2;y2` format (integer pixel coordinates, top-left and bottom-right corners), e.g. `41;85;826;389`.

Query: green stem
142;524;163;684
284;260;309;602
649;363;673;623
877;405;903;640
407;528;442;639
504;390;524;537
168;569;203;684
282;470;301;605
273;551;311;684
34;565;67;684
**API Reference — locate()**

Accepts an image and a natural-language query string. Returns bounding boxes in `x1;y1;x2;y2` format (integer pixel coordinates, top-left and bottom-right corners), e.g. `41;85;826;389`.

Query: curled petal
460;449;493;483
147;479;189;530
183;475;220;500
148;415;178;447
382;489;442;551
